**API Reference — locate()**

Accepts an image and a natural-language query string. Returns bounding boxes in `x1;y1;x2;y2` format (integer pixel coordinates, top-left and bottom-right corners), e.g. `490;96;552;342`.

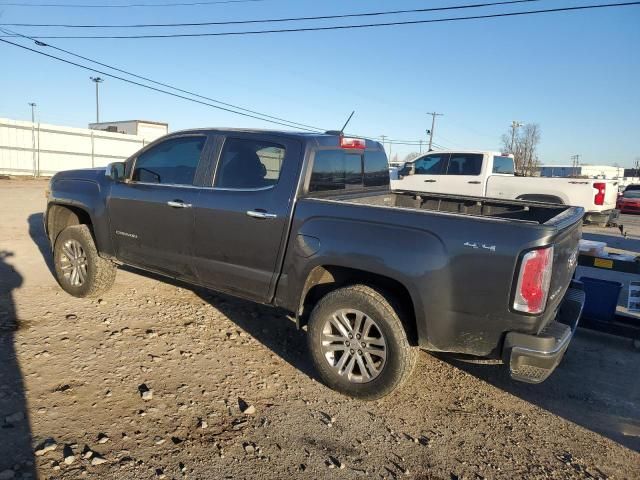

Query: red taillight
594;182;606;205
513;246;553;314
340;137;366;150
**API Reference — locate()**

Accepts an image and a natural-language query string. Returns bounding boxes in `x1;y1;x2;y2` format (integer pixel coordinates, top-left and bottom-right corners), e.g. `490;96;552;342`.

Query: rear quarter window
492;156;515;174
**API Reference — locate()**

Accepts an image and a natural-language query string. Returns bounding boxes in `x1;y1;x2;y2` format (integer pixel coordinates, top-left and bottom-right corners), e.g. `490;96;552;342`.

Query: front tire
307;285;417;400
53;225;116;298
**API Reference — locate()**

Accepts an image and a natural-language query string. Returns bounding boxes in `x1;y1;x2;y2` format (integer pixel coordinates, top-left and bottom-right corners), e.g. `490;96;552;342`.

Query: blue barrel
579;277;623;322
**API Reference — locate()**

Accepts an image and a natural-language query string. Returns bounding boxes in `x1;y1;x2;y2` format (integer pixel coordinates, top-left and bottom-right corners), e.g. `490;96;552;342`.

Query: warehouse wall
0;117;148;176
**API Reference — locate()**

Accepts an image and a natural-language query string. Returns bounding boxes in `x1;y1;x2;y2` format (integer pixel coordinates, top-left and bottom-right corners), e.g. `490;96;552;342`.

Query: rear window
309;149;389;192
492;156;515;174
447;153;483;175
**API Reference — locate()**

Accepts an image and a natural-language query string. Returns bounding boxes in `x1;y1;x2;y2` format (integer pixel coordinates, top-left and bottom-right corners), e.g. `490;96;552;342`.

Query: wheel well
298;265;418;345
516;194;564;205
47;204;93;245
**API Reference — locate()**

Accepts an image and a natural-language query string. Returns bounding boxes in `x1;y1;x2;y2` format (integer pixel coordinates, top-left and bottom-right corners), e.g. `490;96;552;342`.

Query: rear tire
53;225;116;298
307;284;417;400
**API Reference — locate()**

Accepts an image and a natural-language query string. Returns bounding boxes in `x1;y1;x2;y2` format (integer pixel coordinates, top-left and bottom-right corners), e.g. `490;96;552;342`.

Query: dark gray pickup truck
45;129;585;399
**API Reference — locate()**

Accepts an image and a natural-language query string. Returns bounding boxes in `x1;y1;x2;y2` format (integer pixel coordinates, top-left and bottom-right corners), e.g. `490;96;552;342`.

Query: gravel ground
0;178;638;480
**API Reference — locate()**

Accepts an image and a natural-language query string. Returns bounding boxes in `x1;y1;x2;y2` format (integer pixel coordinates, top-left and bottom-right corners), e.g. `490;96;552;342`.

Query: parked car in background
616;188;640;213
390;151;618;226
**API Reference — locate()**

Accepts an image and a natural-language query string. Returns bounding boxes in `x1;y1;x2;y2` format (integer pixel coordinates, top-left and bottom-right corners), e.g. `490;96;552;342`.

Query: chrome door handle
246;210;277;219
167;200;192;208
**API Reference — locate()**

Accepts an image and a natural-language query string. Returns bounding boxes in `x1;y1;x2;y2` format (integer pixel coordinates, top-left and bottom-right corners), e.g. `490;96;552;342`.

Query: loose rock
91;455;107;466
63;445;75;465
34;439;57;456
139;384;153;400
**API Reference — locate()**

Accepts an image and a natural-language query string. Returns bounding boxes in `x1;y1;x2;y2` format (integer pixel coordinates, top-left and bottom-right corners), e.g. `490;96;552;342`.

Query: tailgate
547;219;582;313
603;181;619;208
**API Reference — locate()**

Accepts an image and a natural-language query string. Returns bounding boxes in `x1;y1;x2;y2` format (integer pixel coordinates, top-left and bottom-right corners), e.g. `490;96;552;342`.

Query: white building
0;117;163;176
89;120;168;142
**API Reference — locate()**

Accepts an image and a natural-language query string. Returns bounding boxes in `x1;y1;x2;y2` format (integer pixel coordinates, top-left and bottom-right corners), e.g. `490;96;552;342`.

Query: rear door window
413;154;448;175
214;138;286;189
447;153;483;175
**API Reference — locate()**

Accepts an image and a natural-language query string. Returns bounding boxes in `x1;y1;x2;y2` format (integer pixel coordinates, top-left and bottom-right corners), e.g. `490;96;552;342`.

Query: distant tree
403;152;421;163
501;123;541;176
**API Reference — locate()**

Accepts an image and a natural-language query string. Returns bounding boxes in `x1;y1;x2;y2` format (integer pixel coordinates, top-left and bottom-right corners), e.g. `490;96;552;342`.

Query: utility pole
380;135;388;159
509;120;524;153
426;112;443;151
571;154;581;177
28;102;37;177
90;77;104;123
419;139;423;154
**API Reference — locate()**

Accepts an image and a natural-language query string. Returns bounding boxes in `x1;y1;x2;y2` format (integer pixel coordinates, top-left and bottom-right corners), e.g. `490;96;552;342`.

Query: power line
0;26;324;132
0;0;268;8
2;2;638;39
1;0;542;28
0;37;325;132
0;27;457;148
0;33;436;147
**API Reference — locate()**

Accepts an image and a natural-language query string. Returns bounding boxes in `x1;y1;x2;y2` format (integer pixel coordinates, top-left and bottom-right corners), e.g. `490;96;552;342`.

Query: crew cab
45;130;585;399
390;151;618;225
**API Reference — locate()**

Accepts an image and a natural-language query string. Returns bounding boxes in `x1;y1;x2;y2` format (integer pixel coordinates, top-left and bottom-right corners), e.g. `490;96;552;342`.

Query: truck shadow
440;329;640;452
194;288;319;381
0;251;37;477
28;212;56;276
118;266;319;382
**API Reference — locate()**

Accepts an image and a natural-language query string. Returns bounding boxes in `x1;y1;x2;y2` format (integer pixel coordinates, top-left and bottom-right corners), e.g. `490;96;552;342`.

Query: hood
52;167;107;182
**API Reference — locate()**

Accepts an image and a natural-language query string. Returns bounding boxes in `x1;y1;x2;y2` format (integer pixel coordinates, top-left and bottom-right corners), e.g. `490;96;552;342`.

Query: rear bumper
584;209;619;225
503;281;585;383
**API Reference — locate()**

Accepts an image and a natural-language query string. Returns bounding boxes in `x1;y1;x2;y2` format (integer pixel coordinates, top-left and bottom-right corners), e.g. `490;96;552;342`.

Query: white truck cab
390;150;618;224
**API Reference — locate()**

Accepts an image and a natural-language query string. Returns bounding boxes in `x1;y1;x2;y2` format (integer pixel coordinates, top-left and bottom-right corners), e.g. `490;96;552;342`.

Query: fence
0;117;148;176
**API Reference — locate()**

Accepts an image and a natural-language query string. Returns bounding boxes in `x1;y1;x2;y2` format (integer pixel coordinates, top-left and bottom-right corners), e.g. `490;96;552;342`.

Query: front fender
48;176;114;256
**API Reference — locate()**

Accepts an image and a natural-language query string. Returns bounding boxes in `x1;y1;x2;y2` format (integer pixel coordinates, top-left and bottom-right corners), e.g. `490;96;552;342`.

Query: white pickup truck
390;150;618;225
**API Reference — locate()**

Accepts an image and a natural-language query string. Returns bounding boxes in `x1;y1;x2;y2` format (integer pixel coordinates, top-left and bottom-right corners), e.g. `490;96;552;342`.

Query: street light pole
90;77;104;123
28;102;37;177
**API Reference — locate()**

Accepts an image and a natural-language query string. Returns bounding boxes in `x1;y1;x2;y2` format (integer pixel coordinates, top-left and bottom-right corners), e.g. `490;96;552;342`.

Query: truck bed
313;189;572;225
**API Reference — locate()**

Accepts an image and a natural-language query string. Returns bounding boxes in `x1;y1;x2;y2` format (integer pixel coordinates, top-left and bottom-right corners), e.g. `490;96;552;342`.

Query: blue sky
1;0;639;166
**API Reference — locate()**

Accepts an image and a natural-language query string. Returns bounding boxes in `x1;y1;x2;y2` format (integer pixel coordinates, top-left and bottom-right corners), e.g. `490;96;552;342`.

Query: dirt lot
1;178;638;480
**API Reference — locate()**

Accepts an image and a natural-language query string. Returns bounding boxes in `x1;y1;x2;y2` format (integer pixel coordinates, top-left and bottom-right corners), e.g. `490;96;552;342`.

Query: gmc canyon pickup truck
45;129;585;399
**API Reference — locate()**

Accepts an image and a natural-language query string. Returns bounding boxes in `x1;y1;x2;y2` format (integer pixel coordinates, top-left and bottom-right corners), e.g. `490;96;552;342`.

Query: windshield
623;190;640;198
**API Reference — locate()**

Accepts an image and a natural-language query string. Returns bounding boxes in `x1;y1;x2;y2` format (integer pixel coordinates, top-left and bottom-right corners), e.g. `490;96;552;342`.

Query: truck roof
167;128;384;149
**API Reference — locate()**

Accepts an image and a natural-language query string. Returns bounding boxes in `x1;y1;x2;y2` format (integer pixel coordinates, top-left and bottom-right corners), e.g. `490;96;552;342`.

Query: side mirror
399;165;413;177
105;162;125;182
